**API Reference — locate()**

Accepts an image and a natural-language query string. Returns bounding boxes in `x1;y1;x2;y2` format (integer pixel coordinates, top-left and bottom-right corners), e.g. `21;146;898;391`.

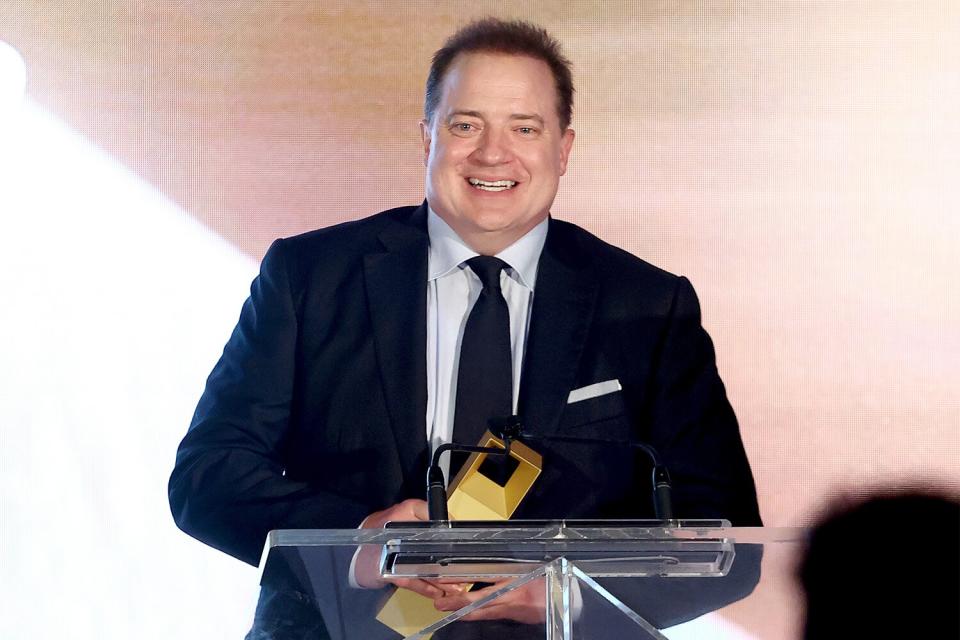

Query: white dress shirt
425;208;548;474
348;210;548;587
424;213;586;616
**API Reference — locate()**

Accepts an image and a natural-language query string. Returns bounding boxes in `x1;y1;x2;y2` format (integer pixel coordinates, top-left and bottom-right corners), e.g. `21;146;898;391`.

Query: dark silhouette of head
798;489;959;638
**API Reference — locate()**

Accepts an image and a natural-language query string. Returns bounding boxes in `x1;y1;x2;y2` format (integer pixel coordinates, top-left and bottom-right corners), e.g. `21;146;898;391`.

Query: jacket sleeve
647;276;762;526
168;238;371;566
592;275;763;630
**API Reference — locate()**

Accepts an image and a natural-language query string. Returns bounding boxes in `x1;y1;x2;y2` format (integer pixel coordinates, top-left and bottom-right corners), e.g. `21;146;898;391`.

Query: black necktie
451;256;513;475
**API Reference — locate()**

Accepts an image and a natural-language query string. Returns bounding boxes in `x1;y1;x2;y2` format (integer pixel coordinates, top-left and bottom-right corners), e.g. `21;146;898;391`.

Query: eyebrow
446;110;484;122
445;110;546;127
510;113;545;126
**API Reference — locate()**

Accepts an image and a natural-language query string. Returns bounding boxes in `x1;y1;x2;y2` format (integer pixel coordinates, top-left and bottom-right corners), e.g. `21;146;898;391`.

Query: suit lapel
363;206;430;491
518;220;598;438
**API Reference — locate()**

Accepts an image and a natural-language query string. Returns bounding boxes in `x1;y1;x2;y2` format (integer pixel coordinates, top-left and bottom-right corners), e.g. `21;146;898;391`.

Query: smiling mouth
468;178;518;192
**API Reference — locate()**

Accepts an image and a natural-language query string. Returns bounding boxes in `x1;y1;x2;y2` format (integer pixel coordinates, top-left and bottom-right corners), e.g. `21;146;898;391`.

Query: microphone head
488;415;522;441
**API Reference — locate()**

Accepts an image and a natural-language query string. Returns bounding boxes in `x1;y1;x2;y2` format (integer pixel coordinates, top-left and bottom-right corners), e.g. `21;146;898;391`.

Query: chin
467;212;524;233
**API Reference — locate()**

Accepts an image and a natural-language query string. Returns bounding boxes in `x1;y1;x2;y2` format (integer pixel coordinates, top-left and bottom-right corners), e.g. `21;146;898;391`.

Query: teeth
468;178;517;192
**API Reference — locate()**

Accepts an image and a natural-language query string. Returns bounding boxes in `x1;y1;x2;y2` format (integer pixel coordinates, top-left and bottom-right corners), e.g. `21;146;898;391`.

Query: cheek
427;150;454;180
428;149;454;175
438;137;476;164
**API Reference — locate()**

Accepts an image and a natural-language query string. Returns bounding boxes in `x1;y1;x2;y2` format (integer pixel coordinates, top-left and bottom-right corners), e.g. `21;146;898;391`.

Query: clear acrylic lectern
258;521;802;639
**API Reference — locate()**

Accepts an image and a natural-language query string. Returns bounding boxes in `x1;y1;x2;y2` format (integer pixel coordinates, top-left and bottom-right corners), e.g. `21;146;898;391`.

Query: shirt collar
426;207;548;290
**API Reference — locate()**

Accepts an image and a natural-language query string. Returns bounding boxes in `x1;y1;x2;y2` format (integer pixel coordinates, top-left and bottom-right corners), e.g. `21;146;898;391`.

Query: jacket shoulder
550;218;683;294
257;205;422;276
280;205;421;254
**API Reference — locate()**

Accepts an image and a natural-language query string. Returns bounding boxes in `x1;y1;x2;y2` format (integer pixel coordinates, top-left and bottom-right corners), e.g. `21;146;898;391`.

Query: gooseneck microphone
425;439;515;521
426;416;676;522
651;465;674;521
489;415;676;522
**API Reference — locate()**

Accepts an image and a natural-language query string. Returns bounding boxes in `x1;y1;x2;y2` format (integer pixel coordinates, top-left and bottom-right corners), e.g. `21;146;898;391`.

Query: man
169;18;761;637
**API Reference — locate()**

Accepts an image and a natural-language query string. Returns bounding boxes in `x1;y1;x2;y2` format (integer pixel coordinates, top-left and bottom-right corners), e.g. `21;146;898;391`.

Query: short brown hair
424;18;574;130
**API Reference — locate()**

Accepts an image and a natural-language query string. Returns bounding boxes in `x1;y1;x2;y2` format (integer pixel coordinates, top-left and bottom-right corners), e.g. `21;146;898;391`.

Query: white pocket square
567;379;622;404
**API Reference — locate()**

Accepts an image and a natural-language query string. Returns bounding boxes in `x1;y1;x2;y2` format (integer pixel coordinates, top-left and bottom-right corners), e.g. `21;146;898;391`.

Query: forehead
438;52;559;119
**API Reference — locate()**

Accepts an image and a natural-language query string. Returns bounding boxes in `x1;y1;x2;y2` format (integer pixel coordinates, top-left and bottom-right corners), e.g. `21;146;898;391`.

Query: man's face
421;52;575;255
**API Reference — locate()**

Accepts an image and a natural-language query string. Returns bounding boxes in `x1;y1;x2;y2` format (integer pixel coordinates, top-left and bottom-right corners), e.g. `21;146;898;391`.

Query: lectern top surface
262;521;804;555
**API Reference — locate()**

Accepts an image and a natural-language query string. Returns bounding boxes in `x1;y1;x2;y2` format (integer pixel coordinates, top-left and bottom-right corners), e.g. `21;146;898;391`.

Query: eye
450;122;479;136
516;126;539;136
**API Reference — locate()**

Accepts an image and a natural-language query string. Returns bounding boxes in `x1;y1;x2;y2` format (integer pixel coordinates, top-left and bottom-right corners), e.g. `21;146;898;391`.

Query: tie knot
466;256;508;292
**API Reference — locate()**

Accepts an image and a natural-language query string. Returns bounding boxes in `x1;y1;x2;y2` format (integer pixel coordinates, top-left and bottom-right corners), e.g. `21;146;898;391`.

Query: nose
471;128;513;165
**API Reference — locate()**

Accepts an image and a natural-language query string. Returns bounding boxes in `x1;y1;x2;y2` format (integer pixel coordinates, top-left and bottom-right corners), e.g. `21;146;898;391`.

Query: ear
558;127;575;176
419;120;432;167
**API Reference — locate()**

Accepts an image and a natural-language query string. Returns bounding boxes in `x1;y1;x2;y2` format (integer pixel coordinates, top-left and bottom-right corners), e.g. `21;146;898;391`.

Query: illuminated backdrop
1;2;957;638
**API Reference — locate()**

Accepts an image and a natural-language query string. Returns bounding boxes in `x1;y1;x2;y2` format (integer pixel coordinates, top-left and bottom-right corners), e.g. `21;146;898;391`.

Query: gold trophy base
375;432;542;637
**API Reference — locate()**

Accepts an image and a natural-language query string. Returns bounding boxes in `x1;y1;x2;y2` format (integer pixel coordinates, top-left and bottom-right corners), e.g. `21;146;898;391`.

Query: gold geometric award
375;431;542;637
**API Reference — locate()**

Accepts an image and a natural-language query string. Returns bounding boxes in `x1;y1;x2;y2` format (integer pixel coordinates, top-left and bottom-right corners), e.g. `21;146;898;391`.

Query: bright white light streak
0;40;27;110
663;611;760;640
0;100;260;639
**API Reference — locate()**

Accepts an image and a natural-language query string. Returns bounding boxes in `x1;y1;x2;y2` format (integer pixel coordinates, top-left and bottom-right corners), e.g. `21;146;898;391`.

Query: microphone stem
426;441;514;521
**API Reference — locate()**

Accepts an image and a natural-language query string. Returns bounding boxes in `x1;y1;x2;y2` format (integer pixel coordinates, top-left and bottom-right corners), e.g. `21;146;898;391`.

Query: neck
437;215;549;257
462;232;521;256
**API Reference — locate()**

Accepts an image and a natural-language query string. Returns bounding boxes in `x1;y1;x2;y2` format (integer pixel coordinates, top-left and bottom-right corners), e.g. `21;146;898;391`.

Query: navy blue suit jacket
169;203;761;568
